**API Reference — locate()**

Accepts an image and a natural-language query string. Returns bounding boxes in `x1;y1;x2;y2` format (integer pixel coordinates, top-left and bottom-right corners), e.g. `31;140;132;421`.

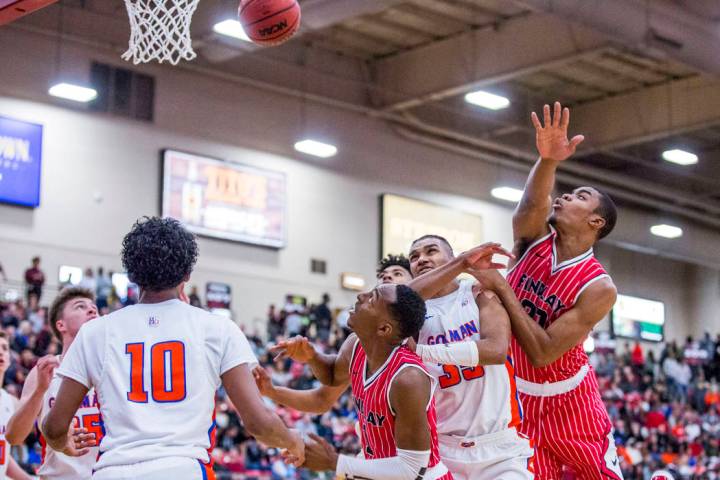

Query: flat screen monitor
611;294;665;342
161;149;286;247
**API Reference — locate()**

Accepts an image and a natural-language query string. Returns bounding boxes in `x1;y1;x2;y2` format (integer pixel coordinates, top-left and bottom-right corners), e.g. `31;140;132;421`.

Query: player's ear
588;213;605;234
377;321;393;338
56;319;66;335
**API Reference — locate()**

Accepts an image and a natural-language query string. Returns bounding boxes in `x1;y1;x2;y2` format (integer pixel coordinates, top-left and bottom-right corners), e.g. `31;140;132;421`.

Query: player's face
376;266;412;285
348;285;396;338
0;338;9;375
57;297;98;340
549;187;603;232
408;239;453;277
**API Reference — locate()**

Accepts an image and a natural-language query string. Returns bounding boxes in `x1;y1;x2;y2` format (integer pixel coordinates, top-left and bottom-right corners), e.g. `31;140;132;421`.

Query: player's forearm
6;391;44;444
245;409;296;450
494;283;553;366
475;337;508;366
335;449;431;480
416;337;505;367
269;386;336;414
308;352;340;386
517;157;557;213
43;424;69;452
408;256;465;300
7;457;32;480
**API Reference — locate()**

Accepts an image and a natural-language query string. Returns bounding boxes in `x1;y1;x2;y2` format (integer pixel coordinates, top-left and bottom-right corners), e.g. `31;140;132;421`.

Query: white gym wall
0;28;718;339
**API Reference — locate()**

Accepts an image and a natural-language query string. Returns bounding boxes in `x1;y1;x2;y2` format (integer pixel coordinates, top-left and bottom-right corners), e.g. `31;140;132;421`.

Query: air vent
89;62;155;121
311;258;327;274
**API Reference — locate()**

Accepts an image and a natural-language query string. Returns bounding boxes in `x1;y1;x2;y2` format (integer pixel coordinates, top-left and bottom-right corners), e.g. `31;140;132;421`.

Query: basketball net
122;0;201;65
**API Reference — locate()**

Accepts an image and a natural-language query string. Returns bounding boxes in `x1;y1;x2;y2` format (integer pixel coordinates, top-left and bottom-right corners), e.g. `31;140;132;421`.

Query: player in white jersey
42;217;304;480
6;287;101;479
0;332;34;480
406;235;534;480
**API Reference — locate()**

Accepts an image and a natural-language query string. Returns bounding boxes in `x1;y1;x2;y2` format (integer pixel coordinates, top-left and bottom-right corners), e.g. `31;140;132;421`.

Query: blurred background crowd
1;257;719;479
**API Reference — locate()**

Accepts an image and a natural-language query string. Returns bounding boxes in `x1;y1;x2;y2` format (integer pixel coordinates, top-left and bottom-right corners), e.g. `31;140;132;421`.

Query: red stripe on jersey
37;424;47;466
349;342;443;469
507;228;610;383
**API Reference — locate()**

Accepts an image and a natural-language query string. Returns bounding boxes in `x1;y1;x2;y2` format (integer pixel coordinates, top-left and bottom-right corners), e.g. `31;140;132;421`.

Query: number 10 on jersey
126;341;187;403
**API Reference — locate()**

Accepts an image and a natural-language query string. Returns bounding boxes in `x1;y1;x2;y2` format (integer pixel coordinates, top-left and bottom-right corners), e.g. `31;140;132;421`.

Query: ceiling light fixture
464;90;510;110
650;224;683;239
294;139;338;158
491;186;524;203
662;149;698;166
213;19;252;42
48;83;98;102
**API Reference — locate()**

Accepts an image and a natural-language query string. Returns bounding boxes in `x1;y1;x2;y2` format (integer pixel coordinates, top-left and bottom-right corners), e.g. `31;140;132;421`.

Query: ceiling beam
570;75;720;153
512;0;720;74
373;13;610;112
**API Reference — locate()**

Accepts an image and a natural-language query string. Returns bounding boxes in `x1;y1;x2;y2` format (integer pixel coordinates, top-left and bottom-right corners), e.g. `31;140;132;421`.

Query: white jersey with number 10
57;299;258;474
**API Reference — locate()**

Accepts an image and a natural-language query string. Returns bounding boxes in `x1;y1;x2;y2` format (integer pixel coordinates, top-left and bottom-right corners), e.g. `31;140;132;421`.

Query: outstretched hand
269;336;316;363
286;433;338;472
531;101;584;162
459;243;515;271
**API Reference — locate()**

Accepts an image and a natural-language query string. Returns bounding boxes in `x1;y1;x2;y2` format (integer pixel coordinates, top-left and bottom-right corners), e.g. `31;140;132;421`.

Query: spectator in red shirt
632;341;644;369
23;256;45;303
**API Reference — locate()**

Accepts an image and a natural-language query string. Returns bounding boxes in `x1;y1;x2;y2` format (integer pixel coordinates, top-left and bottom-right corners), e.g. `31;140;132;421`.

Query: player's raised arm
408;242;513;300
253;366;347;414
412;288;510;367
270;334;356;387
6;355;59;445
480;270;616;367
513;102;585;257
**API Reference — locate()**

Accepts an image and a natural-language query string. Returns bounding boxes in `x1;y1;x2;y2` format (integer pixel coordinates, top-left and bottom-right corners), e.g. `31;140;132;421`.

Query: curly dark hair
376;254;411;276
121;217;198;291
388;284;427;340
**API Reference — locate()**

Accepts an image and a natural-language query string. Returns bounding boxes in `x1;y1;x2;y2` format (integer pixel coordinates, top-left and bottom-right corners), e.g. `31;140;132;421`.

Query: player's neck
359;337;398;375
139;288;180;304
554;227;595;263
430;280;460;299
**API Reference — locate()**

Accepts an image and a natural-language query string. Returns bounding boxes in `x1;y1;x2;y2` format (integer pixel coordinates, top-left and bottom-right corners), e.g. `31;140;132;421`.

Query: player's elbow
528;352;554;368
4;426;23;446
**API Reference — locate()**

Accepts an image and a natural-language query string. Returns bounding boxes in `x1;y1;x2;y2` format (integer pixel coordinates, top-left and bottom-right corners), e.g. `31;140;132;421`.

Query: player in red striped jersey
252;254;413;414
476;102;623;479
282;284;453;479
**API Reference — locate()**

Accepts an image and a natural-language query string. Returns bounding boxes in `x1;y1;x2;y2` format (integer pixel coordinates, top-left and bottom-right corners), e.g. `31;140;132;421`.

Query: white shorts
92;457;213;480
439;428;534;480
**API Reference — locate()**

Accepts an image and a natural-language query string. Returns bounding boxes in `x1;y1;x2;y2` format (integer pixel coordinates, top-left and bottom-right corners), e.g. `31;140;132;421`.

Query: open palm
531;102;584;162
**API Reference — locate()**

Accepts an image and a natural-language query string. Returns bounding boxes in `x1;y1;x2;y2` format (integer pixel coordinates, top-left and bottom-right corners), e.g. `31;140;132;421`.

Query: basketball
238;0;301;46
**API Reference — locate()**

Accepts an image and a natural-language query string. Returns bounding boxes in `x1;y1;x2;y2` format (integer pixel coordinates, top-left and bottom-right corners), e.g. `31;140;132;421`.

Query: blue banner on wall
0;116;43;207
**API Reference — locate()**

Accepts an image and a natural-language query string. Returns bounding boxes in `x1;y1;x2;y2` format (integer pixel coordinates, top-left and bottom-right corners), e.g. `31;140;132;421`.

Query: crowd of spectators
591;336;720;479
1;257;720;479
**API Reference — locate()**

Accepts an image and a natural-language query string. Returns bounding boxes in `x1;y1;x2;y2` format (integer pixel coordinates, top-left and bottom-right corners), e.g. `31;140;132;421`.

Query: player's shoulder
578;275;616;304
390;365;431;398
77;311;114;336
